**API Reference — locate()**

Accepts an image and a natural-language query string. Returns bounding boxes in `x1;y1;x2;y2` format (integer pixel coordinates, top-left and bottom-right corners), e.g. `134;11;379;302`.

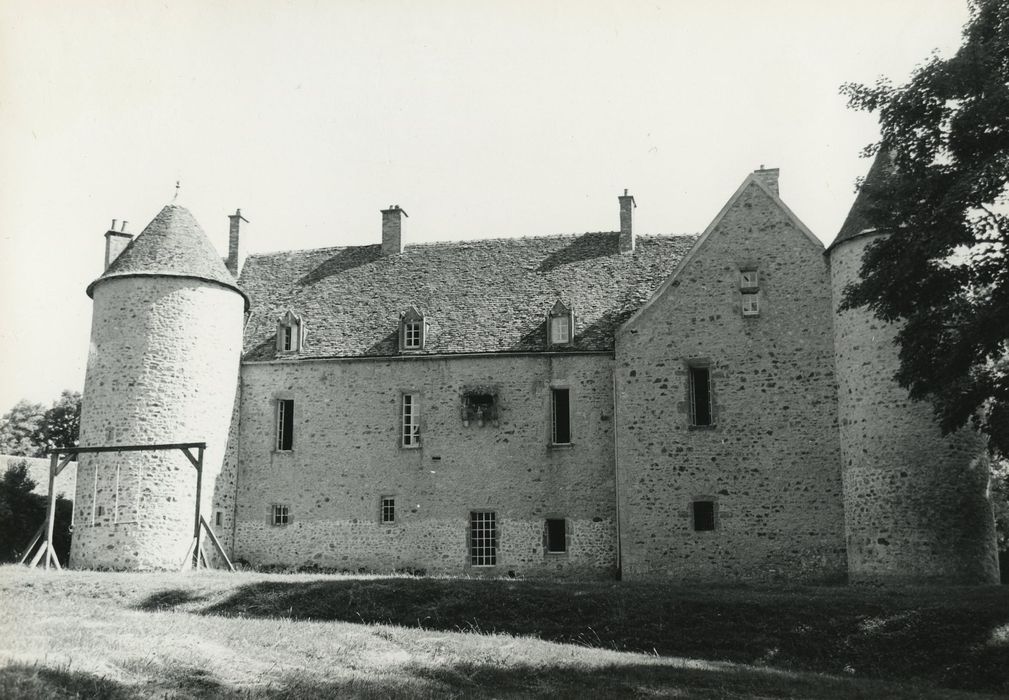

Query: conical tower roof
86;203;250;309
827;149;896;253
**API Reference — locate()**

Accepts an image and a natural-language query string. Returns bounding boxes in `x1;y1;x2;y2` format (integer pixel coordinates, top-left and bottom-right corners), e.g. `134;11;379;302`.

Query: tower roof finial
173;180;181;203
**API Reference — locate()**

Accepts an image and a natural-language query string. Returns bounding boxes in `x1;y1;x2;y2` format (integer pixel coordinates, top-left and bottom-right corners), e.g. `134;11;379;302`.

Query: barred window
272;504;290;526
381;496;396;524
470;511;497;566
402;393;420;447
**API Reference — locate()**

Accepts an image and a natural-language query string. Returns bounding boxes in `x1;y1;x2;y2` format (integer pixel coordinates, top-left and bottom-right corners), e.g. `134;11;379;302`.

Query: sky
0;0;971;413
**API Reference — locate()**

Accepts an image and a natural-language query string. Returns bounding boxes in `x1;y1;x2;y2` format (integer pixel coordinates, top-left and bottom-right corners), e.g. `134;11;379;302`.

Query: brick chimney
618;189;636;253
226;208;248;276
753;167;780;196
104;219;133;270
381;205;408;256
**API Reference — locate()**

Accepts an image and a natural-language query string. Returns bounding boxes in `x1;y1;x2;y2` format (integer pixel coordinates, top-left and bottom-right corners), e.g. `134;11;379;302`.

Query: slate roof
240;232;697;360
86;204;249;308
828;149;896;252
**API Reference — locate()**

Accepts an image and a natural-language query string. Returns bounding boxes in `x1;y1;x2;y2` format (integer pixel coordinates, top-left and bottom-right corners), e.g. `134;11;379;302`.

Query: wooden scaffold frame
19;442;235;572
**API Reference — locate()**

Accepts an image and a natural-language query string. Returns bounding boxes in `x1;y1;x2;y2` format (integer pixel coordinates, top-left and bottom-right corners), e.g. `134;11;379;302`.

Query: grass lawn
0;566;1006;698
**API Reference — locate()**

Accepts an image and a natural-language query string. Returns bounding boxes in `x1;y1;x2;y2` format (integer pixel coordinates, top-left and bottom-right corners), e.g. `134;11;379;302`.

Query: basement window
470;511;497;566
276;399;294;451
272;504;290;526
545;518;567;554
551;388;571;445
381;496;396;524
688;366;712;427
692;500;716;531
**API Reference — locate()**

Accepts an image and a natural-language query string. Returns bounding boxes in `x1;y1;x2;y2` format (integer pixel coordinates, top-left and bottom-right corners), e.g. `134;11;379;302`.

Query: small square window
740;269;758;290
272;504;290;526
381;496;396;523
214;510;223;527
742;291;760;316
692;500;715;531
545;518;567;553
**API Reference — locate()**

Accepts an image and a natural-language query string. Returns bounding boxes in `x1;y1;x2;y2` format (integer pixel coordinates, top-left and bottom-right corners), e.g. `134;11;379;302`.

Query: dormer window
399;306;426;351
547;300;574;347
276;311;305;353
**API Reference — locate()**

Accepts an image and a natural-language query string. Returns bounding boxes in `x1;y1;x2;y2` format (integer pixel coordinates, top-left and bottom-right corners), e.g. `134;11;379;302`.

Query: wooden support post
201;515;236;572
43;453;58;571
28;542;46;568
180;537;197;572
191;446;205;570
19;523;46;564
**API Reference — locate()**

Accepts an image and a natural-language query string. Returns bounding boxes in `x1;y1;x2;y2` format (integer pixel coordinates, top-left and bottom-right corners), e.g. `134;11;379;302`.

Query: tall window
470;511;497;566
276;310;304;352
381;496;396;524
272;504;290;526
545;518;567;553
402;393;420;447
276;399;294;450
551;388;571;444
740;269;760;317
689;367;712;426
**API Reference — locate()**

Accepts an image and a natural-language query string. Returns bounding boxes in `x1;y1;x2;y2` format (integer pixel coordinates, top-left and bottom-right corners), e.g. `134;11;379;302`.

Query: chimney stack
226;208;248;276
104;219;133;271
381;205;408;256
753;166;780;197
618;189;636;253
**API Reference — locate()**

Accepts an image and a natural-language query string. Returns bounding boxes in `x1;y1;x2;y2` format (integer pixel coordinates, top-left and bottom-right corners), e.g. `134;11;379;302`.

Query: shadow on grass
133;578;1009;695
0;659;990;700
134;588;210;611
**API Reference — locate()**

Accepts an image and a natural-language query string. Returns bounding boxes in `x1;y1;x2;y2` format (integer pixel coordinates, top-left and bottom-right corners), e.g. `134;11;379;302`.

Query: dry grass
0;566;1006;698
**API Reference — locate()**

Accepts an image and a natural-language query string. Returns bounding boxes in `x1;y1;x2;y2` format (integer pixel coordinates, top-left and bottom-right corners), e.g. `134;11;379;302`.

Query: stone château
68;157;1001;583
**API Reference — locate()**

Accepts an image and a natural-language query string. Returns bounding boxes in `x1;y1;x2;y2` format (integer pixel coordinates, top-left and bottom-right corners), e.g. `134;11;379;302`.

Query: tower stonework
828;156;999;584
70;204;246;570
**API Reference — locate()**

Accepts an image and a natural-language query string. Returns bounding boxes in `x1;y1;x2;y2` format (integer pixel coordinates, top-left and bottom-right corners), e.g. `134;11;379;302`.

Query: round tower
69;204;248;570
828;153;998;584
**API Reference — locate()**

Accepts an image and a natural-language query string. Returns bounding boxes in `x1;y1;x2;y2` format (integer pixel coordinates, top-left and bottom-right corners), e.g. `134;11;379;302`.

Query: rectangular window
381;496;395;523
550;316;570;344
402;393;420;447
470;511;497;566
282;325;294;351
742;291;760;316
551;388;571;444
272;504;290;526
692;500;715;531
404;322;422;349
689;367;712;426
740;269;759;290
545;518;567;553
276;399;294;451
214;510;222;527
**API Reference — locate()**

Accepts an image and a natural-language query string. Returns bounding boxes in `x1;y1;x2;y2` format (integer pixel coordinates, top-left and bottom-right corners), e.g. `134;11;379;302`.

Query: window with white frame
276;398;294;451
742;292;760;316
276;310;304;352
547;300;574;347
272;504;290;526
401;393;420;447
399;307;425;351
740;269;759;290
470;511;497;566
381;496;395;523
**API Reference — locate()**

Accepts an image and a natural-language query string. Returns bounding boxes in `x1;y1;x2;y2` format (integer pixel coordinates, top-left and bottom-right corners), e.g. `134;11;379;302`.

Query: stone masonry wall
615;181;847;582
235;354;617;577
70;277;244;570
830;234;999;583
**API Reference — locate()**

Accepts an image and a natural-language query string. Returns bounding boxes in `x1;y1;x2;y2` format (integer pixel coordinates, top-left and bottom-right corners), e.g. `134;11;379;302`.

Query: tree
36;390;81;454
0;459;72;563
0;400;46;457
839;0;1009;457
